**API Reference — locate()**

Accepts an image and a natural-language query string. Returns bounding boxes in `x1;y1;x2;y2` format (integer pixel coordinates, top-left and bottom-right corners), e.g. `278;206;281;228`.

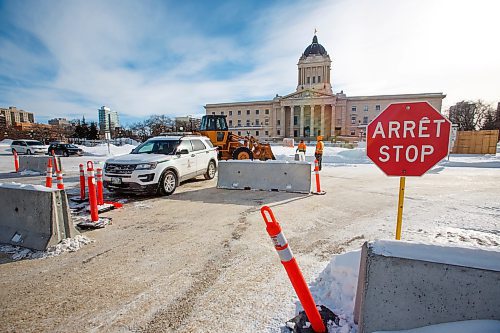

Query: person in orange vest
296;140;306;161
315;135;325;170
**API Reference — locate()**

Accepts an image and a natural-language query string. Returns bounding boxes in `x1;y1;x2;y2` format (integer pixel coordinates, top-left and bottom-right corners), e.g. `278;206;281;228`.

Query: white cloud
2;0;499;124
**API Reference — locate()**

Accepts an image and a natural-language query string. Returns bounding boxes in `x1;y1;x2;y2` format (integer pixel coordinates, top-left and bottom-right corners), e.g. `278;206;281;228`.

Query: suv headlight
135;162;157;170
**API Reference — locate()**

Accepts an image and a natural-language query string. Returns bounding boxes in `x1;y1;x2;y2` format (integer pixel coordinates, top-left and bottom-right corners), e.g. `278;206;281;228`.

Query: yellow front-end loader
197;115;275;160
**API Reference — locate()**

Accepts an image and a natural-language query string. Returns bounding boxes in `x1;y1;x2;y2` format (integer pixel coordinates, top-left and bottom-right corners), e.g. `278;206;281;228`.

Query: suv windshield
26;141;44;146
131;140;179;155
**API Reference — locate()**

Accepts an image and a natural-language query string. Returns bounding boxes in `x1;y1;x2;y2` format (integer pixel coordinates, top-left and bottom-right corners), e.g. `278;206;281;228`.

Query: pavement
0;153;499;332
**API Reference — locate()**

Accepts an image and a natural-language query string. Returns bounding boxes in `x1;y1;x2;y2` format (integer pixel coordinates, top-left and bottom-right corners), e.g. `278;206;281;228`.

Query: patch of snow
0;182;56;192
373;320;500;333
0;235;93;260
370;239;500;272
79;143;137;157
305;250;362;333
19;170;42;176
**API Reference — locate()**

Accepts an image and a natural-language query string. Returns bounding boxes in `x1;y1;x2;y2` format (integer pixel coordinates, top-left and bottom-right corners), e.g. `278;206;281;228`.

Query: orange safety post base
312;159;326;195
261;206;339;333
45;158;53;188
13;151;19;172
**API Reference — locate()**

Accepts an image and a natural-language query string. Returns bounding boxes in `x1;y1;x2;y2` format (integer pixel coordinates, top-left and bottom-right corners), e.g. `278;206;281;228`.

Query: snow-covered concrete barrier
0;183;79;251
354;240;500;333
18;155;62;173
217;160;311;194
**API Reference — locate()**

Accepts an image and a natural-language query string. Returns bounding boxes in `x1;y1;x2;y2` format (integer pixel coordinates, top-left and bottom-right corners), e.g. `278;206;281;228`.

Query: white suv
11;139;47;155
103;135;218;195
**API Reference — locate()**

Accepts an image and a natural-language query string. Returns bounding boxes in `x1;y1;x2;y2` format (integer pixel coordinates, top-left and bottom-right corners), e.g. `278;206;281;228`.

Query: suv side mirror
177;149;189;155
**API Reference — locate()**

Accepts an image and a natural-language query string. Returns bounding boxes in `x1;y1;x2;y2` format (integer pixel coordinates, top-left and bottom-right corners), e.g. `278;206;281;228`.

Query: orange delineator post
13;151;19;172
87;161;99;222
45;158;53;188
260;206;326;333
96;168;104;206
314;159;321;193
79;164;86;200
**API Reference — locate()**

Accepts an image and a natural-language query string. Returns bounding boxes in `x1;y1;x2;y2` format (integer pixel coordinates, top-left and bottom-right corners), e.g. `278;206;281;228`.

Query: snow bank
371;239;500;272
0;235;93;260
373;320;500;333
306;250;361;333
79;143;136;157
272;145;371;165
0;182;56;192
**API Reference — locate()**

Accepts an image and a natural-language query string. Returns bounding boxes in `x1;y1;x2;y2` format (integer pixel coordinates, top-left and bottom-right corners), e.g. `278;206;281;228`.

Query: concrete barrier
217;160;311;194
18;155;62;173
354;240;500;333
0;183;79;251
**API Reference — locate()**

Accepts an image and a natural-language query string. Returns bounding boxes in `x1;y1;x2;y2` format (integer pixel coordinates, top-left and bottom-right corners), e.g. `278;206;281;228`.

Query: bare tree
447;100;493;131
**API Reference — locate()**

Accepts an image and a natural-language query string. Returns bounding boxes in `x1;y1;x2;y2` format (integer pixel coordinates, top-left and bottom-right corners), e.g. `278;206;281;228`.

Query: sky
0;0;499;126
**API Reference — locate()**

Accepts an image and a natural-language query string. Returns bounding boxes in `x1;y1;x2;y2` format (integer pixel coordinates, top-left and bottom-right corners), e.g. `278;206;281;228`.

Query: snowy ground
0;141;499;332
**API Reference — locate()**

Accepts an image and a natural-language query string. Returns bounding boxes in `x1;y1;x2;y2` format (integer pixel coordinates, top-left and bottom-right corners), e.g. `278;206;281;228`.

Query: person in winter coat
296;140;306;161
315;136;324;170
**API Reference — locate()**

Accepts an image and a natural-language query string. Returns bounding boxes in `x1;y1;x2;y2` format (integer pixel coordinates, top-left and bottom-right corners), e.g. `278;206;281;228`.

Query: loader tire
232;147;253;160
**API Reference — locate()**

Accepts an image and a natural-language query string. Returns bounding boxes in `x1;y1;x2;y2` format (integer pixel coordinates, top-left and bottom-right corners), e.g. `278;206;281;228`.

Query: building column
320;104;325;137
299;105;304;137
309;105;315;137
330;104;336;137
281;107;285;137
289;106;294;138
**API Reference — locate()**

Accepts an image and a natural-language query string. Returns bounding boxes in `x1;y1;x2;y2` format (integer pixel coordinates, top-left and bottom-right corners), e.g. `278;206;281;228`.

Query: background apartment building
205;35;445;141
98;106;120;133
0;106;34;126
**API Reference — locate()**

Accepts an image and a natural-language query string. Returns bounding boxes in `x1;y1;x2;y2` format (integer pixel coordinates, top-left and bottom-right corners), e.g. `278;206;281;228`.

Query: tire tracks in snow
141;205;257;332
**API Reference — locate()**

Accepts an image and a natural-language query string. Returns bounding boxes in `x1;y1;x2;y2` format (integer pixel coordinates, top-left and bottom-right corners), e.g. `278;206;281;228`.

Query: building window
312;76;316;83
221;111;224;115
350;131;356;136
238;131;241;136
229;111;232;116
307;77;310;84
351;106;357;112
363;105;368;112
256;109;259;115
318;76;321;83
363;116;368;124
256;130;259;136
238;119;241;126
255;119;260;125
277;129;281;135
293;116;298;125
229;120;233;126
238;110;241;115
265;118;269;125
247;110;250;115
246;120;250;126
351;116;357;125
265;131;269;136
277;119;281;126
375;105;381;111
265;109;269;115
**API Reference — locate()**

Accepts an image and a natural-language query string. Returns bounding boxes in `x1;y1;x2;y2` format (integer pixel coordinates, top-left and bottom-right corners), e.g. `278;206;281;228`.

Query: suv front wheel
158;169;177;196
204;160;216;180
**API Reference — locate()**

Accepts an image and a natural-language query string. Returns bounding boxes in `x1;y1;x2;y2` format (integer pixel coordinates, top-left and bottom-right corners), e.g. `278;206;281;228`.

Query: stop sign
367;101;451;176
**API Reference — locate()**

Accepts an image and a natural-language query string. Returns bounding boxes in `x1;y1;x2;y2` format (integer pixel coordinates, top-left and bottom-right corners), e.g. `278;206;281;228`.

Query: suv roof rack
158;132;201;137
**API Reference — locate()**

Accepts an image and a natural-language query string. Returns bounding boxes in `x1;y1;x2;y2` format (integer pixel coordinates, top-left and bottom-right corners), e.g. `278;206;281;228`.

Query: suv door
175;139;196;179
190;139;209;175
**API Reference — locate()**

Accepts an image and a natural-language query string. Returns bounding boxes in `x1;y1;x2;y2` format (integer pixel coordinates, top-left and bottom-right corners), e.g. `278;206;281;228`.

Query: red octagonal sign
367;102;451;176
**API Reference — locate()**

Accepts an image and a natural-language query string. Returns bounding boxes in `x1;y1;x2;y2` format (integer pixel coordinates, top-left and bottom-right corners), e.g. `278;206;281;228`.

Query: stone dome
302;35;328;58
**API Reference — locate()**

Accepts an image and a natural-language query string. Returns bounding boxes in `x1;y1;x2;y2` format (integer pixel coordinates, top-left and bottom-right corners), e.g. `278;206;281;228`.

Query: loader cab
199;115;229;147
